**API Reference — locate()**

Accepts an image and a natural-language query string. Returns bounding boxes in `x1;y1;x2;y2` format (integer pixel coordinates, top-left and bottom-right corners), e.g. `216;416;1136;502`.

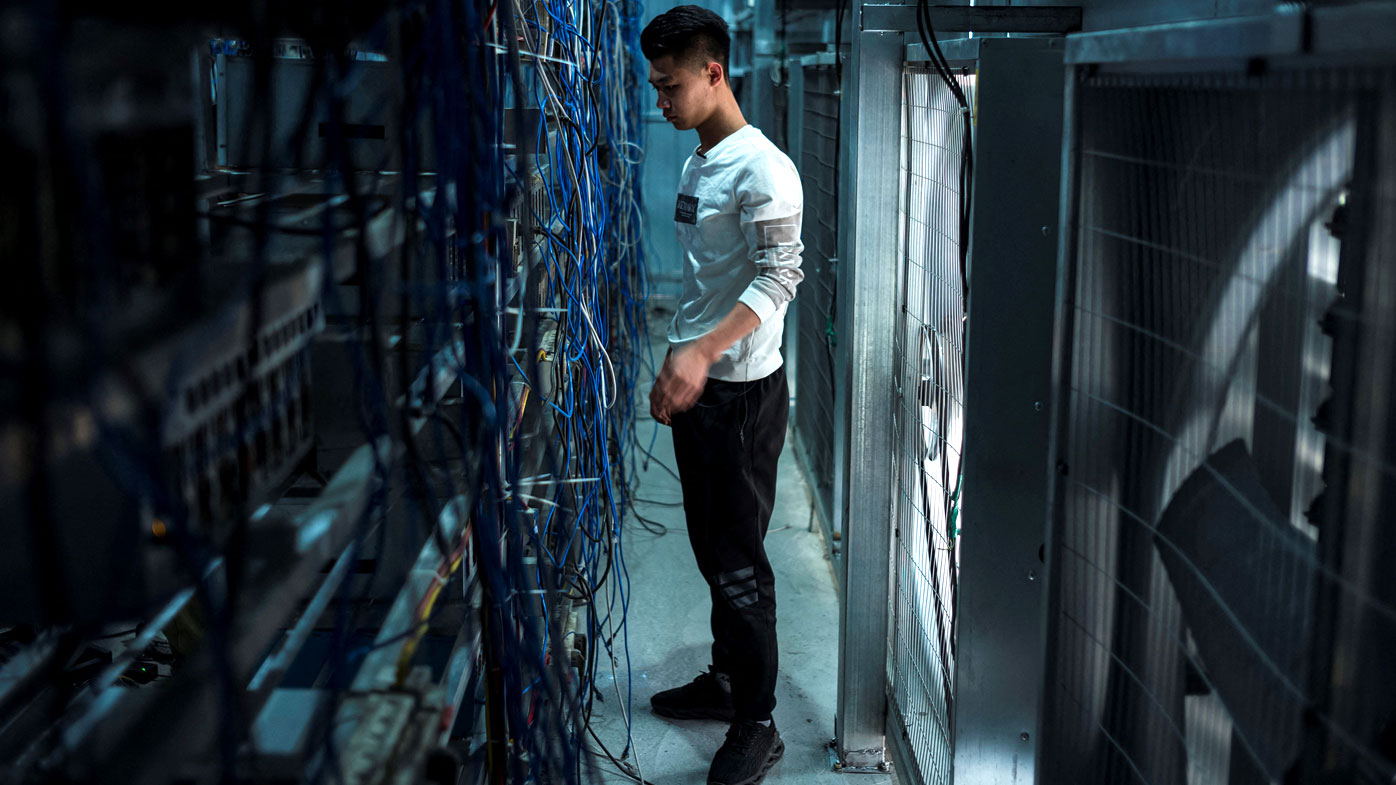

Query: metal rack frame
833;2;1074;776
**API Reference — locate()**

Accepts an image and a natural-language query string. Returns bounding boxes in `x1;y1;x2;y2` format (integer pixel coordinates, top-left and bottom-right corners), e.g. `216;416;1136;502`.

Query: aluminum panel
951;38;1064;785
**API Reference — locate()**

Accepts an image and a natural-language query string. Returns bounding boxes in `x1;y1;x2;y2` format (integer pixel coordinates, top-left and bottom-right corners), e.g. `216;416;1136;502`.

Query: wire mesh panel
1045;66;1396;785
889;65;976;785
794;63;840;529
772;75;789;153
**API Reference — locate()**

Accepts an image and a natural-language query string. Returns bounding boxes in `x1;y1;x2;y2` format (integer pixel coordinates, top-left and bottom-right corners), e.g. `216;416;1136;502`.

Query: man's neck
695;97;748;155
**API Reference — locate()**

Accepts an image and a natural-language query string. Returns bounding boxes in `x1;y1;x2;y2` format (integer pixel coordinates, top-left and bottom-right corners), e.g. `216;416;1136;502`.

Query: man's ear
707;61;724;86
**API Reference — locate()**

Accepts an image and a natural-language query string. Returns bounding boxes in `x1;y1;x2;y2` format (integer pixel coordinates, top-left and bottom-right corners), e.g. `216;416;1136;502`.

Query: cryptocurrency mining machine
0;2;651;783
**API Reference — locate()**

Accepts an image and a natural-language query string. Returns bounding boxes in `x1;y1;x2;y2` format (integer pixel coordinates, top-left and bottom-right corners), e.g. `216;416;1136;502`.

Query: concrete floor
584;318;897;785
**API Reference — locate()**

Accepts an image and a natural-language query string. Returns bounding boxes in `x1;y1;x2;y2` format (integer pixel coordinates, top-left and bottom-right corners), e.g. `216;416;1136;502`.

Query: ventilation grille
772;76;790;153
1045;67;1396;785
890;65;975;785
794;63;841;528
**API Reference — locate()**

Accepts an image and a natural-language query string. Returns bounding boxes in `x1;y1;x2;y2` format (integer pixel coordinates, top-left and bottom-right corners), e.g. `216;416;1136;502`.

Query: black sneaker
707;720;784;785
650;669;736;721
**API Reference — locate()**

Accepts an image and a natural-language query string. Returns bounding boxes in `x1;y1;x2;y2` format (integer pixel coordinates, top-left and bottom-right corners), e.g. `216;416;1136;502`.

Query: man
641;6;804;785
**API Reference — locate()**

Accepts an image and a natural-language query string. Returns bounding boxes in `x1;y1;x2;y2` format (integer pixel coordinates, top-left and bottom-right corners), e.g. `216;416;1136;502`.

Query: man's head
642;5;732;131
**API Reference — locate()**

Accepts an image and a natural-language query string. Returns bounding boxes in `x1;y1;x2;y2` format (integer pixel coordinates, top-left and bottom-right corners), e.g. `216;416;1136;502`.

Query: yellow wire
394;550;468;684
509;387;530;440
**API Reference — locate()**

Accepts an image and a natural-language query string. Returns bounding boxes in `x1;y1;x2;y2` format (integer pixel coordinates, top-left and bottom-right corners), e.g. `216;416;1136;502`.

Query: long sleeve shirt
668;124;805;382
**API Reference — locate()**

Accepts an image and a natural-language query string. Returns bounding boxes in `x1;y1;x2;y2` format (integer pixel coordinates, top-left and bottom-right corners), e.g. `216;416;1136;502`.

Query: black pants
671;366;788;722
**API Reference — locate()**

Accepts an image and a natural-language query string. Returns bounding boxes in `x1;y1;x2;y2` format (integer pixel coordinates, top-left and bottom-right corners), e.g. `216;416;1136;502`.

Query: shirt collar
695;124;753;159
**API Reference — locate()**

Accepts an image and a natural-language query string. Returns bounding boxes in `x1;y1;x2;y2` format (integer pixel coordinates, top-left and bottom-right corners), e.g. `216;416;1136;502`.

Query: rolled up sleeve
735;157;805;323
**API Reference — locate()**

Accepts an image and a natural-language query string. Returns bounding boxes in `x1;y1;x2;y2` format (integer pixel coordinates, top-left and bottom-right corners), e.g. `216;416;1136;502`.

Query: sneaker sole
650;704;736;722
708;735;785;785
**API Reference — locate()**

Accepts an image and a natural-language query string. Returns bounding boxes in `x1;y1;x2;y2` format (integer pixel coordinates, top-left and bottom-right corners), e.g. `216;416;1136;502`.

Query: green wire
947;473;963;542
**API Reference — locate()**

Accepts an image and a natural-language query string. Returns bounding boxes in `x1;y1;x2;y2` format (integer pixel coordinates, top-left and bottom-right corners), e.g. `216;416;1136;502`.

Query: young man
641;6;804;785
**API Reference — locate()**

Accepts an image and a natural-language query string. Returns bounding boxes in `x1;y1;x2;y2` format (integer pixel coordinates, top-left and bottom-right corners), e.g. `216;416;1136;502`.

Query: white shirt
668;125;805;382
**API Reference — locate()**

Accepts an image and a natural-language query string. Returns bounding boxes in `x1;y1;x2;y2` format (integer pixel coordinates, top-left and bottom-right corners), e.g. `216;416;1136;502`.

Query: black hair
640;5;731;81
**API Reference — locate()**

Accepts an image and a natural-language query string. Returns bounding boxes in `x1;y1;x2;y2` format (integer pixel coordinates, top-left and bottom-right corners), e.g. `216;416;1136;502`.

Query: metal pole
833;1;902;771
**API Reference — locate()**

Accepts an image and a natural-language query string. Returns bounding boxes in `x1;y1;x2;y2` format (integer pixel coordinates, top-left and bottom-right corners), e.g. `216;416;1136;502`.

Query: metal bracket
828;739;892;775
861;4;1083;34
1065;12;1305;65
1065;3;1396;65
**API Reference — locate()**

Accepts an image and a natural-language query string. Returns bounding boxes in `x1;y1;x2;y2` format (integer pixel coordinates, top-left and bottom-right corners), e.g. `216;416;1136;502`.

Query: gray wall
639;107;691;296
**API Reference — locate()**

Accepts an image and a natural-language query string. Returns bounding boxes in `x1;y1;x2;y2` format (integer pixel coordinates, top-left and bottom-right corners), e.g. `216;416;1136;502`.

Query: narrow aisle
586;316;896;785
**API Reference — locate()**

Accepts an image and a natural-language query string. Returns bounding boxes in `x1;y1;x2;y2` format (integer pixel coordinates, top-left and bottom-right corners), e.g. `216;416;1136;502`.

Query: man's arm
650;303;760;425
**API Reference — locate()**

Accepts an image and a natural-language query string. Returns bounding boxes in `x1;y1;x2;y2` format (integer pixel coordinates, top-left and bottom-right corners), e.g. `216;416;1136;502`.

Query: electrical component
0;1;650;783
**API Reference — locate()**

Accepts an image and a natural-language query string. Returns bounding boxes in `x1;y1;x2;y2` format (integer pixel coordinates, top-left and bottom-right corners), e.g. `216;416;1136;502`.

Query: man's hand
650;304;760;426
649;343;714;426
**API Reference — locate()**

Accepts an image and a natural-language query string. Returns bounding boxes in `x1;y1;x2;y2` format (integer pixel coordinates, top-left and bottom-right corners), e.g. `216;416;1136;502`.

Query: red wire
413;526;472;620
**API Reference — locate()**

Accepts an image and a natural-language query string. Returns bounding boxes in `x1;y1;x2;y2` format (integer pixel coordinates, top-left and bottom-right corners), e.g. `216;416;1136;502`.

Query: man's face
648;54;718;131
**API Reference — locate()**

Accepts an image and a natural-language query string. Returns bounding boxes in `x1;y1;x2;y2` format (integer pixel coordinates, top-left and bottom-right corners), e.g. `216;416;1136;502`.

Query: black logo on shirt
674;194;699;224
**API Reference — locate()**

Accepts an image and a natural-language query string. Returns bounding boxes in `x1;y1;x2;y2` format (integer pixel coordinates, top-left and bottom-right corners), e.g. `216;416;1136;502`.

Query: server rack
0;4;648;781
